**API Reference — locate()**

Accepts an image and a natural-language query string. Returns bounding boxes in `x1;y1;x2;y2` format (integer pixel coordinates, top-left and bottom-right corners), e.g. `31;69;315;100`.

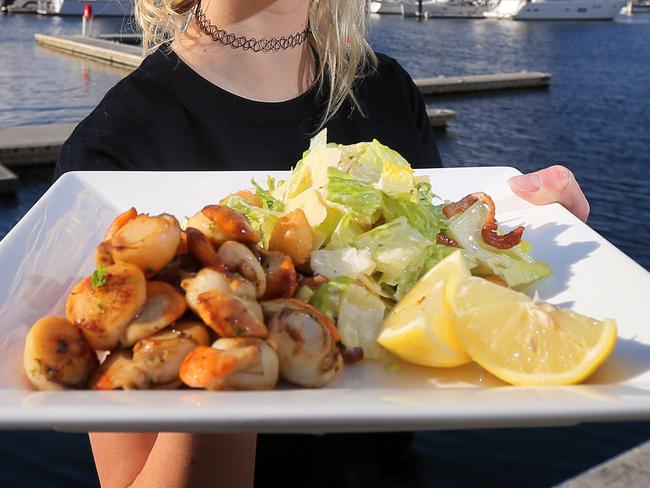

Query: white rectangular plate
1;167;649;434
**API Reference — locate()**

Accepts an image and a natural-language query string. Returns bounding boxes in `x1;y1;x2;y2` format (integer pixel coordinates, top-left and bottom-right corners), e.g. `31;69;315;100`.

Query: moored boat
485;0;626;19
36;0;132;16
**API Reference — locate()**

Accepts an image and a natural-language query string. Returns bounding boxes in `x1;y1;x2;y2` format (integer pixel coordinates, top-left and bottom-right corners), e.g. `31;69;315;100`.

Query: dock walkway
34;34;551;95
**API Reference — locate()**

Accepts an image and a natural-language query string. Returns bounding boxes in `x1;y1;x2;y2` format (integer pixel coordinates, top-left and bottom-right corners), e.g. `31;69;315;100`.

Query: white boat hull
38;0;132;16
416;1;491;17
486;0;625;19
369;1;404;14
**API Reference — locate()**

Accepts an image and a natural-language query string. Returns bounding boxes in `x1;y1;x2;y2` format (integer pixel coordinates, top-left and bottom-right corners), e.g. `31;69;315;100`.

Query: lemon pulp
452;277;617;386
377;251;471;367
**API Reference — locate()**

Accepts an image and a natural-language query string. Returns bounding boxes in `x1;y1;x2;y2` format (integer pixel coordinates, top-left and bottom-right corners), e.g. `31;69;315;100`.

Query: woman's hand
508;165;590;222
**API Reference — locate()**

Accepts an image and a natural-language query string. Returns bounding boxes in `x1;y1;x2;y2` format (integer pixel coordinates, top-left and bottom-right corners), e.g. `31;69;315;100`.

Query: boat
369;0;405;14
621;0;650;14
485;0;626;19
36;0;132;16
406;0;497;17
371;0;497;17
4;0;42;13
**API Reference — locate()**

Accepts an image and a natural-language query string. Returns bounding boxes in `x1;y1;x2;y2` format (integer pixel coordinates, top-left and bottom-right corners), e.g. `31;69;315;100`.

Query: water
1;12;650;488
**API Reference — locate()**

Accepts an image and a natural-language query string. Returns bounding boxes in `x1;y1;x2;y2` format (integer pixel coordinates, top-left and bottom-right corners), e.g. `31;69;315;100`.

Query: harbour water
1;11;649;487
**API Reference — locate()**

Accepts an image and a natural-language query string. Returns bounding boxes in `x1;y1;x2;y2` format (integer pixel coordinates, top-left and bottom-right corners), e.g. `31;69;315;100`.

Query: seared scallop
195;289;267;338
111;213;181;275
262;299;343;388
66;263;146;351
180;338;278;391
23;316;98;391
119;281;187;347
131;321;211;387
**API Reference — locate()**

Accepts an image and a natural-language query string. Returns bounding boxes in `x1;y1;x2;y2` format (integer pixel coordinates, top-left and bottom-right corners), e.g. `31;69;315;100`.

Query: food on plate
377;251;471;368
452;277;618;386
180;338;279;391
23;130;617;391
66;262;147;351
24;316;99;391
262;299;343;388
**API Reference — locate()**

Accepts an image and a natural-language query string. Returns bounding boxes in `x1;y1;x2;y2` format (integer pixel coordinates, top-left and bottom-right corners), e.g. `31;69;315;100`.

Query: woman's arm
89;432;256;488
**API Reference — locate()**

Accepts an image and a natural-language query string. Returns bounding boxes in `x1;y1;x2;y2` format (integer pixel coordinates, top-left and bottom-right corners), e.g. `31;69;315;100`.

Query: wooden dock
415;71;551;95
427;108;456;128
0;123;76;167
34;34;142;69
34;34;551;95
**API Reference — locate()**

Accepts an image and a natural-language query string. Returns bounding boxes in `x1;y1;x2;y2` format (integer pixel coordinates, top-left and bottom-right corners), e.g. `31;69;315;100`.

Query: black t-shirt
57;48;438;488
56;49;440;175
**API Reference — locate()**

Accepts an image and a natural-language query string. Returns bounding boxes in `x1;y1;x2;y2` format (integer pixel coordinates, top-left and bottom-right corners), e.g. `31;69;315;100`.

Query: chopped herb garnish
208;222;217;234
145;266;153;274
97;302;105;311
29;368;38;377
235;327;247;337
91;265;108;289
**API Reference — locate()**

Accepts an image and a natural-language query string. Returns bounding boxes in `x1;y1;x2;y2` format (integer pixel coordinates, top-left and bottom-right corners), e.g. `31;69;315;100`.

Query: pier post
81;5;93;37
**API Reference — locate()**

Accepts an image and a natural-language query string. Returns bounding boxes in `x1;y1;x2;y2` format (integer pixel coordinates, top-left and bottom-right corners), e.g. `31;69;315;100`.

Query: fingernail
509;173;540;193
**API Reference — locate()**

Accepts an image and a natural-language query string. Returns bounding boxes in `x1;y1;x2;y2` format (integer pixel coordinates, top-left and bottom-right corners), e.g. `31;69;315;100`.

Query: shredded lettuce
309;277;354;320
251;179;284;212
447;201;552;289
354;217;430;287
326;213;364;250
310;248;375;280
222;194;281;247
393;244;457;301
326;167;384;217
337;284;388;360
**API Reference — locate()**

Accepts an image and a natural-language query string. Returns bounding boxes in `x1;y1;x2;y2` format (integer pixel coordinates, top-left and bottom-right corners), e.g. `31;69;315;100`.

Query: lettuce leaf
354;217;430;286
337;284;388;360
308;277;354;320
447;201;552;288
326;167;383;216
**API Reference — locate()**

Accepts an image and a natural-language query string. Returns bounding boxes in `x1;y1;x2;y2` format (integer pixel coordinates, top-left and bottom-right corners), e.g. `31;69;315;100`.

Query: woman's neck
173;0;314;102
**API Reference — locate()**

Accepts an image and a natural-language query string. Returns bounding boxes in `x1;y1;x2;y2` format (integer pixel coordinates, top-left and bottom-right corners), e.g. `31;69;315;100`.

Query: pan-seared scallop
179;338;279;391
119;281;187;347
111;213;181;275
66;263;146;351
218;241;266;298
181;267;257;314
186;205;260;246
88;350;147;390
90;322;210;390
23;316;98;391
262;299;343;388
259;249;297;300
132;321;211;386
196;289;267;338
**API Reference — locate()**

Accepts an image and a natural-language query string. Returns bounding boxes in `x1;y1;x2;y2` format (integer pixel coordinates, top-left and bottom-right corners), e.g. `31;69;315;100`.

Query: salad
222;130;552;361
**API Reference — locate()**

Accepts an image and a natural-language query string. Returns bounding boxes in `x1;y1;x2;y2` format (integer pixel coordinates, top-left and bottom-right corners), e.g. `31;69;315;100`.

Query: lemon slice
452;277;617;386
377;251;471;367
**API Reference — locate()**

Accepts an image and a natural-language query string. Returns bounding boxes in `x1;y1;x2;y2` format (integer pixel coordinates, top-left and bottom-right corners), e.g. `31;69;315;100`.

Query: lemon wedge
452;277;617;386
377;251;471;367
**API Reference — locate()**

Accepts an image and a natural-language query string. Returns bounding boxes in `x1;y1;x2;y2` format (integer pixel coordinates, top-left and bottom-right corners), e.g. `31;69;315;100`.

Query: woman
57;1;589;486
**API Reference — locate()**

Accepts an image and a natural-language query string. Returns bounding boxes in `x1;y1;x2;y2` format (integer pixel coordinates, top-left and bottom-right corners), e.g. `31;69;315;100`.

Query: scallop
23;316;98;391
66;263;146;351
119;281;187;347
111;213;181;275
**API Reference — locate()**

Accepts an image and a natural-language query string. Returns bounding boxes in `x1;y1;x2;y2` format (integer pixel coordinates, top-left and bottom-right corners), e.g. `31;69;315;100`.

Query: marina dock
0;108;456;187
415;71;551;95
34;34;552;95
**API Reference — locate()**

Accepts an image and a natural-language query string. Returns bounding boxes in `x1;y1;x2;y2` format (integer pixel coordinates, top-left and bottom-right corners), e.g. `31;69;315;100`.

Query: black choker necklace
194;6;310;53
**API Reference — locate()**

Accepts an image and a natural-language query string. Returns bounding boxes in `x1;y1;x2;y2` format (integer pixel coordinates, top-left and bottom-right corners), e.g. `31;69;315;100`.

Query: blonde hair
134;0;377;126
